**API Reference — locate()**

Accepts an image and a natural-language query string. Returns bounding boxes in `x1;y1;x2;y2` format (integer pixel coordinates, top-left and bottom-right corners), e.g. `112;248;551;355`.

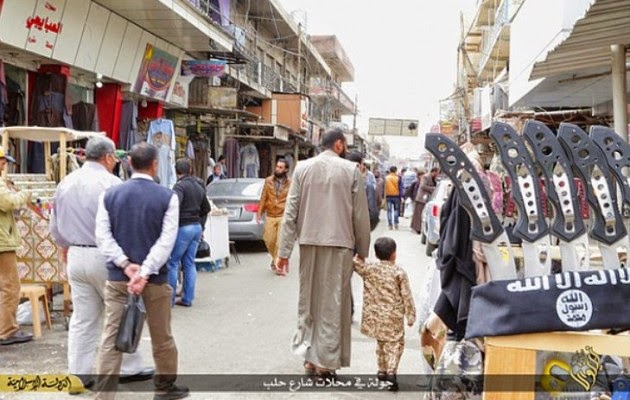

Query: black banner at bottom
1;373;627;394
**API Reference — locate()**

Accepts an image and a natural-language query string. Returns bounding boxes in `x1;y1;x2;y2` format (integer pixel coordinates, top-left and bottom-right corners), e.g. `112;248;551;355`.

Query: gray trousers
66;246;147;376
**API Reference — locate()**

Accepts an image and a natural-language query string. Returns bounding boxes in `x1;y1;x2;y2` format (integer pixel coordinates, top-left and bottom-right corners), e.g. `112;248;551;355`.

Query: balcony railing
309;78;354;113
233;59;297;94
478;0;509;73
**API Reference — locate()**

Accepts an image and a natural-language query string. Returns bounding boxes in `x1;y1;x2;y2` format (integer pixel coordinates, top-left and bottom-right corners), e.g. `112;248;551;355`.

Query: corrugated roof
531;0;630;79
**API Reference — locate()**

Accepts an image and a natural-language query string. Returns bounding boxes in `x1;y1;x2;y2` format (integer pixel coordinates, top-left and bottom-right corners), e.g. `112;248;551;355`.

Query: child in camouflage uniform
353;237;416;391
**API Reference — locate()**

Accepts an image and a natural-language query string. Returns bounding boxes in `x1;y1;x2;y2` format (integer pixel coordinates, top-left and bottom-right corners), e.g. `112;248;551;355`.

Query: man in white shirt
50;137;153;391
94;142;188;400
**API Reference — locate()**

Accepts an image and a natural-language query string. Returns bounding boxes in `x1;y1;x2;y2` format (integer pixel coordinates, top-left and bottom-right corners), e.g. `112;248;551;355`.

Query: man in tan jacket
256;158;291;271
276;128;371;377
0;149;33;345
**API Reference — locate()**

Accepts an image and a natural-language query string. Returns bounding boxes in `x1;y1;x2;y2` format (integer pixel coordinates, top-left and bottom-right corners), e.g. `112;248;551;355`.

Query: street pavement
0;212;435;399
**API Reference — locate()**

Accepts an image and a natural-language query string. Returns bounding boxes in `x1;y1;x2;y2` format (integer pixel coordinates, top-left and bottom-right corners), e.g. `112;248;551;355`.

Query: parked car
421;178;453;257
206;178;265;241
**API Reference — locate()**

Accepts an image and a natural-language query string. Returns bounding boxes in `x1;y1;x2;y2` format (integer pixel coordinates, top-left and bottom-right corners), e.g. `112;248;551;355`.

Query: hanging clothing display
148;118;176;148
118;100;138;150
155;142;176;188
222;137;240;178
240;143;259;178
189;135;208;182
186;140;195;159
5;78;25;126
71;101;99;131
136;119;149;144
148;118;176;188
29;72;67;173
50;151;81;183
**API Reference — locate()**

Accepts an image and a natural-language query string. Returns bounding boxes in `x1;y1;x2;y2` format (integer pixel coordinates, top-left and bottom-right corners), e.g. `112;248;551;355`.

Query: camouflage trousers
376;338;405;372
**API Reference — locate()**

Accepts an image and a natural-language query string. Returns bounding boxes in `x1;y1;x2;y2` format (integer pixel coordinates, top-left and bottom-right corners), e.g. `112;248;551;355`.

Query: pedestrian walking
0;148;33;346
399;168;408;217
410;169;427;234
276;128;371;378
167;158;211;307
348;151;379;231
419;168;439;205
353;237;416;391
50;137;154;390
384;166;403;230
256;158;291;271
94;142;188;400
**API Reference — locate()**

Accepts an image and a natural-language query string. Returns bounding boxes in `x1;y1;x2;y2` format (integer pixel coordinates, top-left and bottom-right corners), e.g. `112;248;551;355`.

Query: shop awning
510;0;630;108
94;0;233;52
530;0;630;80
0;127;105;142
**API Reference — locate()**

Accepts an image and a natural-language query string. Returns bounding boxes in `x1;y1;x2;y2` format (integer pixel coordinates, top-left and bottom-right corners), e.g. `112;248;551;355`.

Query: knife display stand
425;122;630;400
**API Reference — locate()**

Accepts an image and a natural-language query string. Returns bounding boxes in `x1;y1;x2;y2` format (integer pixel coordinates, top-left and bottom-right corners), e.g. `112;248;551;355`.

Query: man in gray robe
276;128;371;376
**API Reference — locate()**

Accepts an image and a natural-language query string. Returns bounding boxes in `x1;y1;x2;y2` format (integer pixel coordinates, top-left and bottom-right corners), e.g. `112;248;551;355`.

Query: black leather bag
196;239;210;259
115;294;146;353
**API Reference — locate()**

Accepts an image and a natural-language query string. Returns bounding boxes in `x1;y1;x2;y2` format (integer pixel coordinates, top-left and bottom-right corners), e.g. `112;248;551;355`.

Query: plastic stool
19;285;52;338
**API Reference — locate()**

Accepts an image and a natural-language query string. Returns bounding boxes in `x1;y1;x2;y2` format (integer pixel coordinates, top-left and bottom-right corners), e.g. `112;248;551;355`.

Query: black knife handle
425;133;503;243
558;123;626;245
489;122;549;242
522;120;586;242
590;125;630;206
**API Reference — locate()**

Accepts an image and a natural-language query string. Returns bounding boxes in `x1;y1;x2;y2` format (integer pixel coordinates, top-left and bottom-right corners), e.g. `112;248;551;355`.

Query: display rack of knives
426;120;630;400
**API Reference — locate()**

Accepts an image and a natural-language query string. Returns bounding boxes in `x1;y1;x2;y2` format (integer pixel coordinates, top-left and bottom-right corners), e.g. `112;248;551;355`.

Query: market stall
424;120;630;399
0;126;105;321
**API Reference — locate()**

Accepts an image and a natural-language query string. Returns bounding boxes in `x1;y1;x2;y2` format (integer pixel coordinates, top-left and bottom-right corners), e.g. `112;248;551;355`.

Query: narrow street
0;213;434;399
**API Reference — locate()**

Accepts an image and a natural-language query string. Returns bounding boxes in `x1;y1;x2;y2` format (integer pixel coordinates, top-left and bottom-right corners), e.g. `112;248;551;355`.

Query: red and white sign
25;0;66;57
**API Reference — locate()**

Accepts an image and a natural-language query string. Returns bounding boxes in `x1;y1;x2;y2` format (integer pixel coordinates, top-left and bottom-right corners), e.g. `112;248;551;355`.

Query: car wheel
426;242;437;257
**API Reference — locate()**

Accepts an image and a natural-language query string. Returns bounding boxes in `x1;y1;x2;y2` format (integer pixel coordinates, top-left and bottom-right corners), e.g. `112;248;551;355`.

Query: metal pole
297;23;302;93
611;44;628;141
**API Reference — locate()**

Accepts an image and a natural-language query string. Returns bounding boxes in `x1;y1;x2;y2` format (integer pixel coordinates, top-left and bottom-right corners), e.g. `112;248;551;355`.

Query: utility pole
297;23;302;93
459;11;471;143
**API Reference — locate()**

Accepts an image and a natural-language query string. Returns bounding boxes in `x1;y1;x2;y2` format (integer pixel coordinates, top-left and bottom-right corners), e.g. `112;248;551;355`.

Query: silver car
206;178;265;242
421;178;453;256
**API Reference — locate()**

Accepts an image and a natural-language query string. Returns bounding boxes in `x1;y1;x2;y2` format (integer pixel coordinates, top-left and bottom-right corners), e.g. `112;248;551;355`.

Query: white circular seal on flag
556;289;593;328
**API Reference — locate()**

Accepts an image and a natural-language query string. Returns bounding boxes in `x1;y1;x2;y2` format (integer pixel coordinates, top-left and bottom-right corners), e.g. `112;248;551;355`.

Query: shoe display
153;384;190;400
0;330;33;345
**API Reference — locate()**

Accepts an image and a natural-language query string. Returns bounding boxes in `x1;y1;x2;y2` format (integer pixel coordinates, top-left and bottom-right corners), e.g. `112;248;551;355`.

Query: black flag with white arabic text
466;269;630;338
